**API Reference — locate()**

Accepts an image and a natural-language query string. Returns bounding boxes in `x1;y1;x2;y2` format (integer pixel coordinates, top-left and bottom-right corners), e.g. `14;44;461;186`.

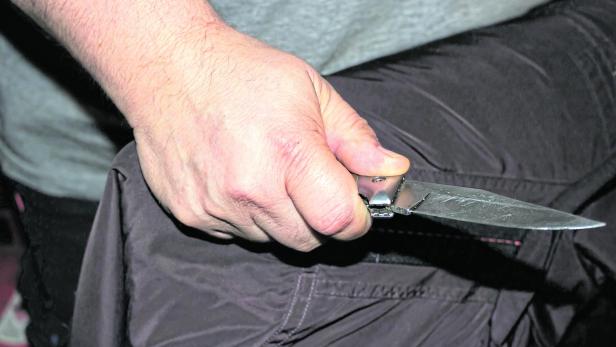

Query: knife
355;175;605;230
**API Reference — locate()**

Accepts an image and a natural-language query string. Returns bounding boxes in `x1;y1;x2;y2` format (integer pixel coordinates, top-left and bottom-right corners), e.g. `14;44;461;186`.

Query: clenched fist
21;0;409;251
131;25;408;250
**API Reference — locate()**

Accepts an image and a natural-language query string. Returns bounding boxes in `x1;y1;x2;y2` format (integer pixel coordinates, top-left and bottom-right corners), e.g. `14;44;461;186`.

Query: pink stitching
374;228;522;247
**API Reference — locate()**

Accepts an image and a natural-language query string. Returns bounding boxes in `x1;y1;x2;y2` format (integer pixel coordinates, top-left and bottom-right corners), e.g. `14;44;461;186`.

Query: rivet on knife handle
355;175;427;218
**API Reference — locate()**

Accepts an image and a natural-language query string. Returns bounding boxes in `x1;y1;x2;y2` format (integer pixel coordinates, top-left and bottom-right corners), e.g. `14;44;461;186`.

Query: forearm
10;0;225;128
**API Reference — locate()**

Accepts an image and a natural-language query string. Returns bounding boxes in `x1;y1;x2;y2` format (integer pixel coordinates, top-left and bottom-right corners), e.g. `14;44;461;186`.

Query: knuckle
198;198;220;219
225;180;284;225
270;219;320;252
349;116;378;140
312;203;355;236
169;196;220;231
290;232;320;252
171;205;202;229
351;115;369;128
271;133;306;163
294;241;320;253
225;178;259;203
269;133;318;181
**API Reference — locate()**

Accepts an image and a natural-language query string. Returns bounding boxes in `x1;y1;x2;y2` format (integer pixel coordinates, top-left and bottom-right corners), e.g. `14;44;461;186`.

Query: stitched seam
316;291;492;303
562;11;615;148
315;280;494;303
261;274;305;346
565;47;611;151
569;51;611;148
373;228;522;247
281;274;317;345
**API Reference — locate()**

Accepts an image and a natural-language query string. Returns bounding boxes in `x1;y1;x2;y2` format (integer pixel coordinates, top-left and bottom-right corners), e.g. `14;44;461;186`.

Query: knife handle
355;174;429;218
354;174;404;218
355;175;403;206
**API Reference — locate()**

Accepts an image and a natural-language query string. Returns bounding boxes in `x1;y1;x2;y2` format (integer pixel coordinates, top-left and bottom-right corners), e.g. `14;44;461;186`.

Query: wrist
87;10;229;130
104;20;232;131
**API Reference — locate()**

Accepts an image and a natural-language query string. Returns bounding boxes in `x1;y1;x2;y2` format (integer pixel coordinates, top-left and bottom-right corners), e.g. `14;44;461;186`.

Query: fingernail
378;146;410;172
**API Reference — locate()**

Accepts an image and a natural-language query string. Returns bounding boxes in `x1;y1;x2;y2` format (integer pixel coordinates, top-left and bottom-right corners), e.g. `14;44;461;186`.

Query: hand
11;0;409;251
12;0;408;251
130;25;409;251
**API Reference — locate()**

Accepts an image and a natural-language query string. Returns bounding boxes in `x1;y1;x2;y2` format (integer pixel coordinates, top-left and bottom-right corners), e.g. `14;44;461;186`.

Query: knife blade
355;175;605;230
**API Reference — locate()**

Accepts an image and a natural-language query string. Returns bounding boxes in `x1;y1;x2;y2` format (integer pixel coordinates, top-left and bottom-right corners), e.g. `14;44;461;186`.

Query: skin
11;0;410;251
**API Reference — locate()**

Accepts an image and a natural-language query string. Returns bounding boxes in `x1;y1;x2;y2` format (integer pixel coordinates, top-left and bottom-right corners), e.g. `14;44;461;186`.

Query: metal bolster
356;174;430;218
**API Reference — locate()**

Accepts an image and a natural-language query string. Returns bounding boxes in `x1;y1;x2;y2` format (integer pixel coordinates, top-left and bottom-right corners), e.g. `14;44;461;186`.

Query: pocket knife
355;175;605;230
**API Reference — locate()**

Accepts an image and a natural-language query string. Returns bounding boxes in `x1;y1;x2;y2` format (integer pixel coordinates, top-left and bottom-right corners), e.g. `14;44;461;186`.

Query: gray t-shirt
0;0;547;200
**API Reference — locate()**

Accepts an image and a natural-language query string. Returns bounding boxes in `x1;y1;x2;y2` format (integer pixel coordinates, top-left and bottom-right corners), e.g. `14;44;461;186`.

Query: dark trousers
12;0;616;346
72;0;616;346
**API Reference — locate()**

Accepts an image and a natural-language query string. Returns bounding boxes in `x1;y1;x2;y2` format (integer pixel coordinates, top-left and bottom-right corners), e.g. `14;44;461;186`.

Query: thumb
320;83;410;176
